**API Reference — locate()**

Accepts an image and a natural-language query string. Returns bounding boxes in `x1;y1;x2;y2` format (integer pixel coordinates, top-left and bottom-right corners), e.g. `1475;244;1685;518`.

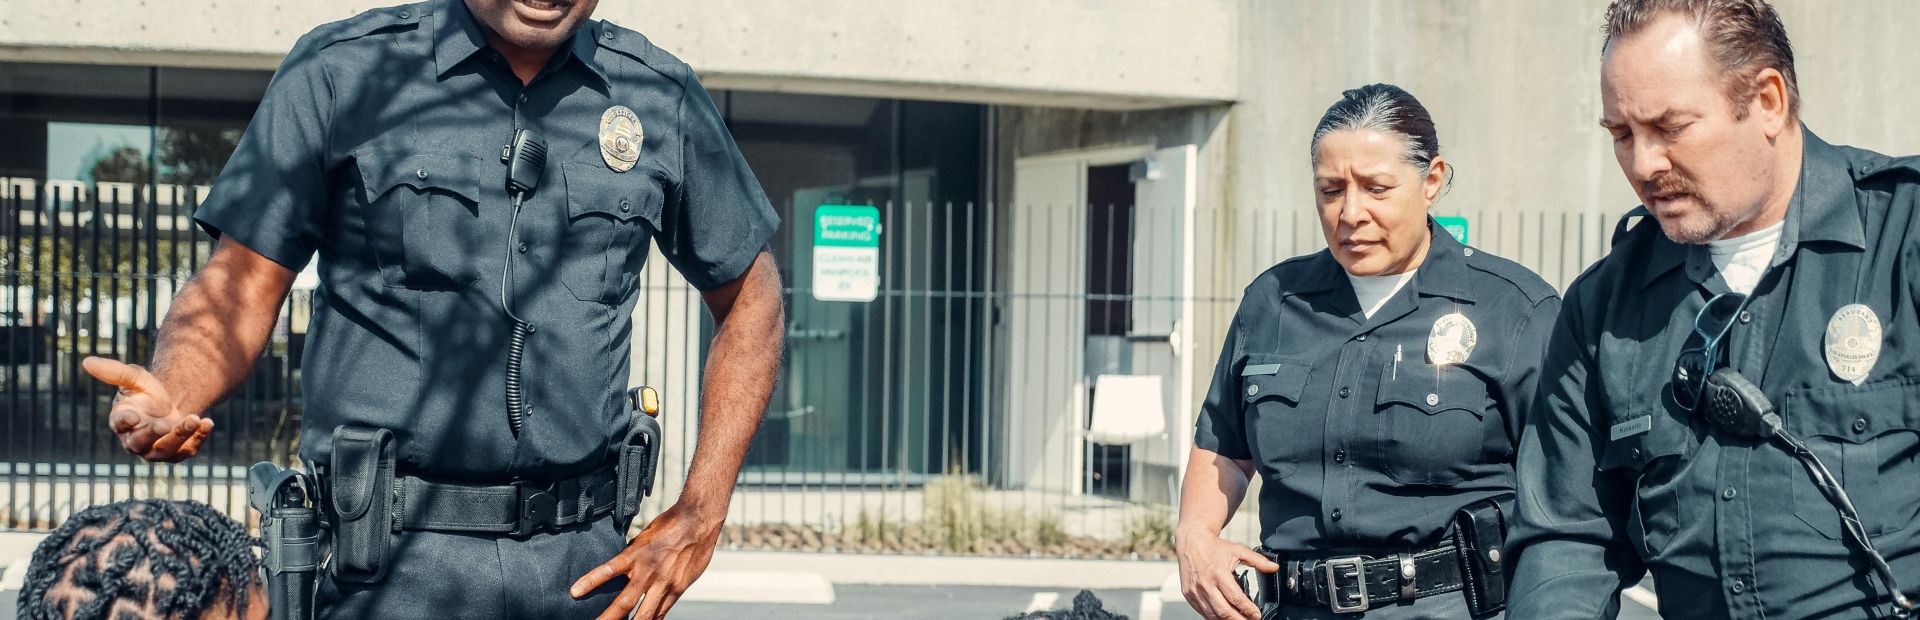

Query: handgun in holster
616;386;665;530
247;461;322;620
1453;493;1512;618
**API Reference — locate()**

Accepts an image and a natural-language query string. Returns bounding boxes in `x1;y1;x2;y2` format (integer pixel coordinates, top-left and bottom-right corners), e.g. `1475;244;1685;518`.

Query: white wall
0;0;1238;110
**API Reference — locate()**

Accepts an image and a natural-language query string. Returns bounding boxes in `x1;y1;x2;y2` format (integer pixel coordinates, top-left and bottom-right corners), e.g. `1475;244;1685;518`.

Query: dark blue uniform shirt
193;0;777;482
1509;130;1920;619
1194;221;1559;555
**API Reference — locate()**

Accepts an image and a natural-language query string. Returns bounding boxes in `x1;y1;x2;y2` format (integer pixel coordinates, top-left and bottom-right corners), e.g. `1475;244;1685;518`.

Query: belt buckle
511;481;559;538
1321;556;1370;614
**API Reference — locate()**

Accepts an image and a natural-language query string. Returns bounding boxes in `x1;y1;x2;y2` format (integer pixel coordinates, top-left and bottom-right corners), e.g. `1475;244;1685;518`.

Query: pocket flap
1377;369;1489;416
355;151;484;205
1782;376;1920;444
564;162;664;226
1242;360;1311;404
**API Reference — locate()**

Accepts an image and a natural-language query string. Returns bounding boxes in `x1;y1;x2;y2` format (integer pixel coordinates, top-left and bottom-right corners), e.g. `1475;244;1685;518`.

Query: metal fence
2;179;1624;559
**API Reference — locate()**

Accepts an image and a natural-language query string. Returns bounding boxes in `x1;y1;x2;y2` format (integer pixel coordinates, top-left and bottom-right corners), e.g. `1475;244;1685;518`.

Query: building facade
5;0;1920;549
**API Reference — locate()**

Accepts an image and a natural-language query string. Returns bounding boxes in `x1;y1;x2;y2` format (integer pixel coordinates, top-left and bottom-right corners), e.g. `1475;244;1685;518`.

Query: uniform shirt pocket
1781;376;1920;540
1596;409;1690;558
560;162;665;305
1374;365;1496;486
354;151;487;291
1243;358;1316;480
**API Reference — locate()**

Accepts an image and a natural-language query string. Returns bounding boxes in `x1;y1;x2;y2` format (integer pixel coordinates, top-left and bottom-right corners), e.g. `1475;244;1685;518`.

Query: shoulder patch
1463;249;1558;304
304;2;425;49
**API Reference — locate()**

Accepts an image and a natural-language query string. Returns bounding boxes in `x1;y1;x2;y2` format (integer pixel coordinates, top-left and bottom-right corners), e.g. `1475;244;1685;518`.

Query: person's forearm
1176;447;1253;542
680;254;785;520
150;238;294;415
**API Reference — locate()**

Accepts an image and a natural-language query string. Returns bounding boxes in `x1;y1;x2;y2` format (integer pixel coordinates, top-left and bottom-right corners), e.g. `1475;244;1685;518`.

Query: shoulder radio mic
506;128;546;200
1700;368;1914;617
501;128;546;437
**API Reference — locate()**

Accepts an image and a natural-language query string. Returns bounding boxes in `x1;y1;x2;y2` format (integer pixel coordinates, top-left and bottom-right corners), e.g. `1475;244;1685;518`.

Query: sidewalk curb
683;570;835;605
707;550;1175;590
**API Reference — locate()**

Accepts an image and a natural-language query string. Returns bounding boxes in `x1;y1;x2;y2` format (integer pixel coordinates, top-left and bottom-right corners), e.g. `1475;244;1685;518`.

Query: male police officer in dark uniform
1509;1;1920;618
79;0;785;618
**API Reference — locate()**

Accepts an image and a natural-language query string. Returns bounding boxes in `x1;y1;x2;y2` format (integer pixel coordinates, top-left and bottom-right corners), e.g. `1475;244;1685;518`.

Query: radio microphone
501;128;546;437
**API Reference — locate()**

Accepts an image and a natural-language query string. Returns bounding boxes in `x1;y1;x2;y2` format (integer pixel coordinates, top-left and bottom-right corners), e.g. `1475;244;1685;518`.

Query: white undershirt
1348;269;1418;319
1707;220;1785;295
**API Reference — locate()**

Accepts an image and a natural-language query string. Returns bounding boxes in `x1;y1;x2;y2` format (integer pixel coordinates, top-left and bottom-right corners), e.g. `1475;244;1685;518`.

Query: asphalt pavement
669;583;1664;619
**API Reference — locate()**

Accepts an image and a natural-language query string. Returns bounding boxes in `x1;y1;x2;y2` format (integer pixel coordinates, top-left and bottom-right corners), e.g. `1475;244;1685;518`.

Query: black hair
1311;83;1451;193
17;499;263;620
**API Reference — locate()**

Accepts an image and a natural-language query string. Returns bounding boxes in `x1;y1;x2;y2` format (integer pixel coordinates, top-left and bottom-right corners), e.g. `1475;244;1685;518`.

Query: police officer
1509;1;1920;618
1176;84;1560;620
78;0;785;618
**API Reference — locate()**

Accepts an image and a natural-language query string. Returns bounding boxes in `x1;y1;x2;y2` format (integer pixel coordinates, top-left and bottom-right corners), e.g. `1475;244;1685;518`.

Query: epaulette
1851;151;1920;184
301;2;426;50
593;20;689;73
1462;246;1558;304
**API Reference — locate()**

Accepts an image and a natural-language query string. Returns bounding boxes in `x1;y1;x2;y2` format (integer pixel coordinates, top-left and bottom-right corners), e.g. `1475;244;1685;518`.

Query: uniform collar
1292;218;1476;303
433;0;609;86
1410;219;1477;303
1636;125;1868;288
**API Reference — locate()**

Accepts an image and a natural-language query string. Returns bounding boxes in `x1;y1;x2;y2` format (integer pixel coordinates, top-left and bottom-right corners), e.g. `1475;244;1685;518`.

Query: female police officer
1174;84;1560;620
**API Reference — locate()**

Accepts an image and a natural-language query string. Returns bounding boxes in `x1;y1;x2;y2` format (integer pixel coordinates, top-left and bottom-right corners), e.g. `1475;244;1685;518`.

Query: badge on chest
1428;312;1478;366
1824;304;1882;386
599;105;644;173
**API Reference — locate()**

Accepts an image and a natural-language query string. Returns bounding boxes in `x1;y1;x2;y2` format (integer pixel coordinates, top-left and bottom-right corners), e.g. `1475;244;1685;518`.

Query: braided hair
17;499;263;620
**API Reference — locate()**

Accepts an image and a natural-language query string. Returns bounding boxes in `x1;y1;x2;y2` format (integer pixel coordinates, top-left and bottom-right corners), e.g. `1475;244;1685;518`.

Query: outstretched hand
83;356;211;463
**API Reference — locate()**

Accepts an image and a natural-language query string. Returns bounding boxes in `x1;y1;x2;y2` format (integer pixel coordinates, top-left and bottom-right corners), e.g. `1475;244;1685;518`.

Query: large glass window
722;91;989;481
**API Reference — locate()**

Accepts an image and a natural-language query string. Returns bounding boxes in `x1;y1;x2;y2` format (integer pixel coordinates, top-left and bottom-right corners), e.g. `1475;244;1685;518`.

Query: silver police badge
599;105;643;173
1824;304;1882;385
1427;313;1478;366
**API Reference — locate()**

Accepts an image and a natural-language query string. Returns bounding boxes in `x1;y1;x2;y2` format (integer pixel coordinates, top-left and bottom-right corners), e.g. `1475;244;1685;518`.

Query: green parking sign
1436;216;1469;244
813;205;881;302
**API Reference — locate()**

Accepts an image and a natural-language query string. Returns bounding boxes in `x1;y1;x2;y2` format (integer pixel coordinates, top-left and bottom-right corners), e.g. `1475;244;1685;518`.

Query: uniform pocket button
1425;393;1439;407
1853;418;1869;434
1247;385;1260;397
619;198;631;213
415;168;429;180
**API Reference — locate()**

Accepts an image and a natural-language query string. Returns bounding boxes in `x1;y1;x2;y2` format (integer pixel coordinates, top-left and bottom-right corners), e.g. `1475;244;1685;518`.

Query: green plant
1031;512;1070;547
924;473;988;552
1122;510;1176;552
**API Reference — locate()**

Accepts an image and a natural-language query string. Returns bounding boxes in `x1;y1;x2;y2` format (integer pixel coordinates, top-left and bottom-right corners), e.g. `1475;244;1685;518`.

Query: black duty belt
1257;542;1466;614
323;466;619;539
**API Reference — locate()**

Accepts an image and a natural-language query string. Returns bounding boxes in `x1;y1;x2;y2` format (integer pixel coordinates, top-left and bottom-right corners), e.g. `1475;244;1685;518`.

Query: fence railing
3;179;1623;559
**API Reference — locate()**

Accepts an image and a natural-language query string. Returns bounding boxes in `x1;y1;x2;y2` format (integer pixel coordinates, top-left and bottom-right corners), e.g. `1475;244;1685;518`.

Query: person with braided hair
16;499;266;620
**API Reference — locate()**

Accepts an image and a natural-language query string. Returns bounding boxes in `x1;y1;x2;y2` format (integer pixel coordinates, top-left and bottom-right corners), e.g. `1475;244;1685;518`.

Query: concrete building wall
0;0;1238;110
1228;0;1920;292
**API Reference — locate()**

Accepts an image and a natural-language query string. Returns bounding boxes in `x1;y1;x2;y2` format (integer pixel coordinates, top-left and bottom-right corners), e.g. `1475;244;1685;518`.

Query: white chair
1086;374;1173;502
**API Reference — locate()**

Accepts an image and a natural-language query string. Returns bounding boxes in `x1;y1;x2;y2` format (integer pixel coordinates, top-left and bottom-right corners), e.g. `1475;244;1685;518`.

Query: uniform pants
317;514;629;619
1263;590;1503;620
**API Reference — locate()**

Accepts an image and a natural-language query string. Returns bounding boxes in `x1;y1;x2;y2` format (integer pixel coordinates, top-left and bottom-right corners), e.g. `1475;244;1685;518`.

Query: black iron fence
3;179;1622;558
